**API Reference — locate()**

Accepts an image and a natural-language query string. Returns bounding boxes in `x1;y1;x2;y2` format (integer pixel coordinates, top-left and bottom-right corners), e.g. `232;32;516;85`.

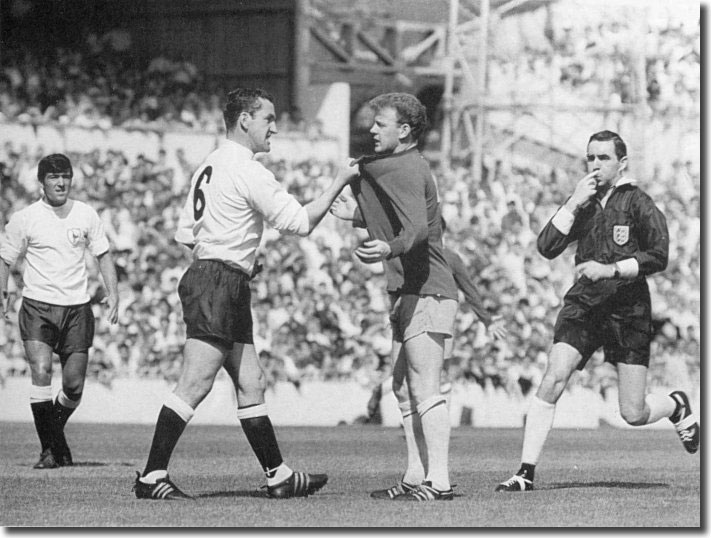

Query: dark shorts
554;279;652;368
19;297;95;356
178;259;253;349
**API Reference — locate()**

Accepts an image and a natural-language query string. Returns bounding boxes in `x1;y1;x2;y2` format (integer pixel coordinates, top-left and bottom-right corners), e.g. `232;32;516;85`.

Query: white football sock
417;395;450;491
266;463;293;486
644;393;677;424
400;401;426;485
520;396;556;466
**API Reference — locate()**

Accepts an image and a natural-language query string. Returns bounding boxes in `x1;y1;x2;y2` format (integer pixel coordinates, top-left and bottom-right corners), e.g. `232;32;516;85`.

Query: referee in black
496;130;699;492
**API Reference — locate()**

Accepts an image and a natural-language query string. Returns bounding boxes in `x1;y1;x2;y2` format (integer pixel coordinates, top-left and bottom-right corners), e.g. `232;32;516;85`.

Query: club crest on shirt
67;228;87;246
613;225;629;246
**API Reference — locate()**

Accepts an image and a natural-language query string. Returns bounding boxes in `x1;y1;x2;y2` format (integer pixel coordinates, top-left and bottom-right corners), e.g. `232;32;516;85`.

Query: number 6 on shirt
192;166;212;220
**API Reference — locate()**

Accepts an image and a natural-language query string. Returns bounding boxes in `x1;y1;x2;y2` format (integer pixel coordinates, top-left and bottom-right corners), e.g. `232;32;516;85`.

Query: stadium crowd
0;36;317;135
0;135;700;403
486;2;699;115
0;17;699;405
1;8;698;132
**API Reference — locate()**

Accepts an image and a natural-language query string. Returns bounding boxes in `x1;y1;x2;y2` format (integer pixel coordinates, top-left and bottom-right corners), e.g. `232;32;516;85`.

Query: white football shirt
175;139;309;274
0;199;110;305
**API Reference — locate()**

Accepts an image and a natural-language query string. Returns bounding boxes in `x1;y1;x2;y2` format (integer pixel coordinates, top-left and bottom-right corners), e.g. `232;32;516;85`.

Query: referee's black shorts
553;279;652;369
19;297;95;356
178;259;254;349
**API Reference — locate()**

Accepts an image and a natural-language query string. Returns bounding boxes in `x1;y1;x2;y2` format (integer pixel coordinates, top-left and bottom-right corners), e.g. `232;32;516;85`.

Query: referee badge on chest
613;225;629;246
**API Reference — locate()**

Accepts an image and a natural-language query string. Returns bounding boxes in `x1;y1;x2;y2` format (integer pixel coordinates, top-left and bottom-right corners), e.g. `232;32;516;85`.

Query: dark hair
368;92;428;142
37;153;73;182
588;130;627;160
223;88;274;132
440;215;447;232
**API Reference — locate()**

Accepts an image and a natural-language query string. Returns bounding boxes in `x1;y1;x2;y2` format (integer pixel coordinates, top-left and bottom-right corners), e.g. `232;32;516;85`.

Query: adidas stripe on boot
669;391;700;454
133;471;193;500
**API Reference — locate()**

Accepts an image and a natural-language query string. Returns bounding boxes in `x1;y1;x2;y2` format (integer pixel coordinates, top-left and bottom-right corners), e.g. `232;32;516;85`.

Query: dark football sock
143;406;188;475
31;401;55;452
54;390;82;429
238;405;284;477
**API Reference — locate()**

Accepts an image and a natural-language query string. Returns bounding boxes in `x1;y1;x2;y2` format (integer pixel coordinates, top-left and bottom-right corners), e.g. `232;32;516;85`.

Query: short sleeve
87;207;110;256
0;211;27;266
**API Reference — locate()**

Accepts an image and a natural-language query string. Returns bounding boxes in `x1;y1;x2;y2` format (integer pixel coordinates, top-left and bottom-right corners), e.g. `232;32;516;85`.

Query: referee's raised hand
565;170;600;212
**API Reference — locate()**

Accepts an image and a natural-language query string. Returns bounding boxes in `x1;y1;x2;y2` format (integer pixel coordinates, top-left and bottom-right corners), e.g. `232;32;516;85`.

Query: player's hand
330;194;358;221
355;239;391;263
566;171;600;211
1;292;11;321
574;260;615;282
486;315;508;340
102;295;119;324
337;159;360;186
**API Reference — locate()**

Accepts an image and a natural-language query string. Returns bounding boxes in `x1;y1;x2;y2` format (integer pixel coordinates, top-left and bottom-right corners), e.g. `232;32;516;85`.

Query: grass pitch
0;422;700;527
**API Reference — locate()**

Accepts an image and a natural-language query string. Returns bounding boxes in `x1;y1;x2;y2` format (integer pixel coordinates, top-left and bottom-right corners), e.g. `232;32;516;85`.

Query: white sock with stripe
520;396;556;466
644;393;676;424
399;400;426;485
417;394;450;491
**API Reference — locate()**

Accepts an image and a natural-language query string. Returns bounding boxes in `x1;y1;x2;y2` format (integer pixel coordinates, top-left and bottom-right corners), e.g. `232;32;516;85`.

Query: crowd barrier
0;376;689;431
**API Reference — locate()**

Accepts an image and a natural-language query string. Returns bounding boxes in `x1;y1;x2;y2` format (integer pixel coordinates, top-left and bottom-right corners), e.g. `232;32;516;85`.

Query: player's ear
238;111;251;132
618;156;628;173
399;122;412;141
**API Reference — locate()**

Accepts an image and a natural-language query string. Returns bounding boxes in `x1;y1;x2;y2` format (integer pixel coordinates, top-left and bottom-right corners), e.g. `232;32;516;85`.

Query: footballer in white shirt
134;88;357;501
0;153;119;470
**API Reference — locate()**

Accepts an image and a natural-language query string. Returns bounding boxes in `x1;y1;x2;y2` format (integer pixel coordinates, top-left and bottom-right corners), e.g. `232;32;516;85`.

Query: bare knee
176;372;215;407
392;378;408;403
29;361;52;385
536;344;580;403
237;370;266;405
61;375;85;396
536;370;569;403
620;403;647;426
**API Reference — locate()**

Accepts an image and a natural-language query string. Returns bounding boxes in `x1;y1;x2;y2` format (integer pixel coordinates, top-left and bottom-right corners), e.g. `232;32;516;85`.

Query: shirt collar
614;176;636;188
599;176;636;208
222;138;255;160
